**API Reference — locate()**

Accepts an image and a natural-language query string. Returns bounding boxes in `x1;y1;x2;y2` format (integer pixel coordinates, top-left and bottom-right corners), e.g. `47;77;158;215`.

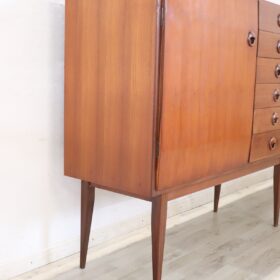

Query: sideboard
64;0;280;279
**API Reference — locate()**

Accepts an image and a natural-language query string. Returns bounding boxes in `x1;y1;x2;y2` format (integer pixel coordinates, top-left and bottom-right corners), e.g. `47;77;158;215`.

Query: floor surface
15;187;280;280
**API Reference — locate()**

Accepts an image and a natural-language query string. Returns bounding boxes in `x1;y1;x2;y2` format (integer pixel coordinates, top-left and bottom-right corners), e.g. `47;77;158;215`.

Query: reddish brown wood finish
157;0;258;190
80;181;95;269
274;165;280;227
255;84;280;109
258;31;280;59
250;131;280;162
251;1;280;165
64;1;280;279
214;185;221;213
165;158;280;201
152;194;168;280
64;0;160;198
259;0;280;34
253;108;280;133
257;58;280;84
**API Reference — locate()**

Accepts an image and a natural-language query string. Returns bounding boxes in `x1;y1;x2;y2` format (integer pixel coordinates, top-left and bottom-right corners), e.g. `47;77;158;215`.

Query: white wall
0;0;277;279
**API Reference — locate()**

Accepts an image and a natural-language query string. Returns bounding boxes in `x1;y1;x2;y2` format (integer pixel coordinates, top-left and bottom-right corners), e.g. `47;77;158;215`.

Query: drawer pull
275;64;280;78
269;137;278;150
273;89;280;102
277;41;280;54
278;15;280;27
272;112;280;125
247;32;256;47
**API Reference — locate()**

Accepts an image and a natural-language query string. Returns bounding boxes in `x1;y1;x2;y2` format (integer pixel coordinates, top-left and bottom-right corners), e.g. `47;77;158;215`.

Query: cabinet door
157;0;258;190
65;0;159;198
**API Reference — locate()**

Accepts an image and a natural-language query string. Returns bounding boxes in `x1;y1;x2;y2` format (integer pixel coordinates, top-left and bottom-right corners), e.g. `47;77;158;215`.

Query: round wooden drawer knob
277;41;280;54
273;89;280;102
272;112;280;126
269;137;278;151
275;65;280;78
247;32;256;47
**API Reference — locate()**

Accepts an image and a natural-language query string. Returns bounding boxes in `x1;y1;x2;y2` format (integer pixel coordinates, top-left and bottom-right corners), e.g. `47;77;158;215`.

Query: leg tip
80;260;86;269
274;218;279;227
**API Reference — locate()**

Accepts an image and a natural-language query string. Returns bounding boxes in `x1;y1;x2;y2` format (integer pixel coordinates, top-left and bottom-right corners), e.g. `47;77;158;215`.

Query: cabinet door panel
65;0;159;198
157;0;258;190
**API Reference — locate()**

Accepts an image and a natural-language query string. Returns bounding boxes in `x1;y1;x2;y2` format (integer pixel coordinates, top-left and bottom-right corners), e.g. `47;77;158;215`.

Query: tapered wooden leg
214;184;221;213
80;181;95;269
274;165;280;227
152;194;168;280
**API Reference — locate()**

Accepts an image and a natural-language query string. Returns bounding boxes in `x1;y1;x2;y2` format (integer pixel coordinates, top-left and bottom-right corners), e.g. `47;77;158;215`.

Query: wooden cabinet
64;0;280;279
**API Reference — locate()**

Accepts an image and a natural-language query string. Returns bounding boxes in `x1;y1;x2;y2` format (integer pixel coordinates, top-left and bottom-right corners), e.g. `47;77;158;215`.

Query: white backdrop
0;0;277;279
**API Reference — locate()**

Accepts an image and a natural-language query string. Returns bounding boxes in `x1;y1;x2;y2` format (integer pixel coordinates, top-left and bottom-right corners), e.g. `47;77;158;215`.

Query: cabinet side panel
65;0;158;198
157;0;258;190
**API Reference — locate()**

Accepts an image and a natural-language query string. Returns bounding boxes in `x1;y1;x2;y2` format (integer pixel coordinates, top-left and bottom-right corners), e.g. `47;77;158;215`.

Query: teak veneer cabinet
65;0;280;279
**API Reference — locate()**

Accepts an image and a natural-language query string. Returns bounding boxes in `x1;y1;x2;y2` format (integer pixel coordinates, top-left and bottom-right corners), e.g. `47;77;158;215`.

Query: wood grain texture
253;108;280;133
152;194;168;280
255;84;280;109
166;157;280;200
274;165;280;227
258;31;280;59
64;0;160;198
62;1;280;278
250;131;280;162
80;181;95;269
259;0;280;34
257;58;280;84
157;0;258;190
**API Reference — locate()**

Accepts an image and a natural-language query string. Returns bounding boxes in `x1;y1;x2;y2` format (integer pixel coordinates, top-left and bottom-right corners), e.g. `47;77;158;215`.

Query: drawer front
255;84;280;108
260;0;280;34
257;58;280;83
250;130;280;161
253;107;280;133
258;31;280;59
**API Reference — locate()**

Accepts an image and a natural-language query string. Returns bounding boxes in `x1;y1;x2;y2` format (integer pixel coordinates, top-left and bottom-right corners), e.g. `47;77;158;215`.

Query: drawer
250;130;280;162
255;84;280;108
260;0;280;34
258;31;280;59
253;107;280;133
257;58;280;84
